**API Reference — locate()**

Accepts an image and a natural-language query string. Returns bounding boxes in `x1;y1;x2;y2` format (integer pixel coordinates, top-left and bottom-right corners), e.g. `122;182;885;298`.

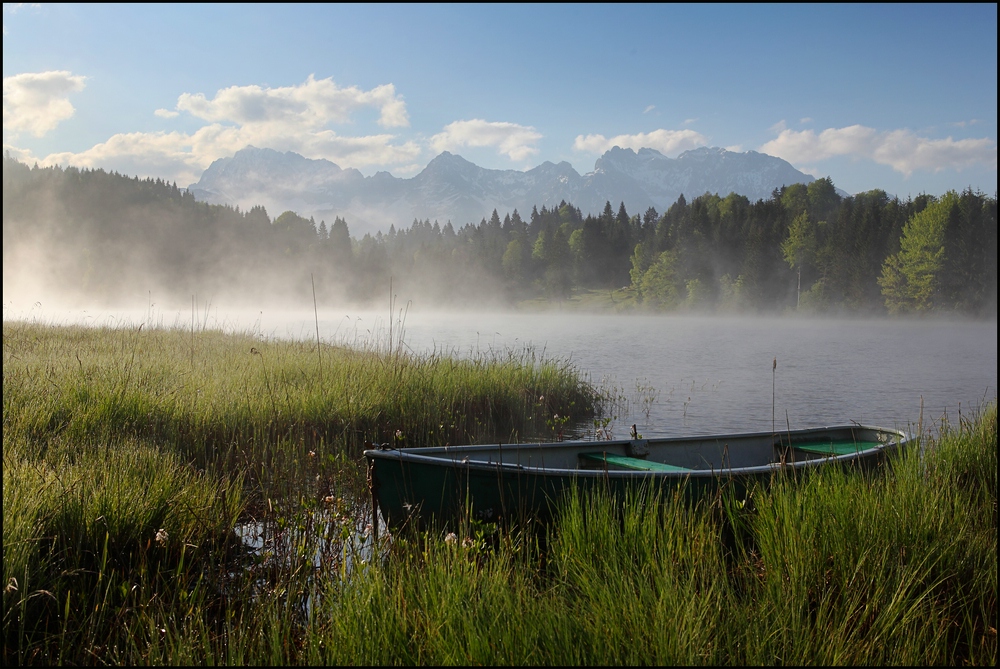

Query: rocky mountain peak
188;145;823;236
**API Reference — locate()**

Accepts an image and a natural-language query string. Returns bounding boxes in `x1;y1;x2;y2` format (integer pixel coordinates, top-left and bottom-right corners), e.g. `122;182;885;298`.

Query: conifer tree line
3;155;996;315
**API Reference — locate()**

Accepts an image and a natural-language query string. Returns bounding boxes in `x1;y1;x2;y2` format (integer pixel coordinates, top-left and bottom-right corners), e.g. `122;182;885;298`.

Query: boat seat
790;439;881;456
580;452;692;472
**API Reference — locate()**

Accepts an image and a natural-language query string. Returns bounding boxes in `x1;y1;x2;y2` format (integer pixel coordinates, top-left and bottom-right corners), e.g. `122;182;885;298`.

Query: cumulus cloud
1;142;35;163
39;130;208;185
760;123;997;176
3;70;86;138
430;119;542;161
573;128;707;156
173;74;409;128
391;163;424;177
8;74;421;183
25;122;422;186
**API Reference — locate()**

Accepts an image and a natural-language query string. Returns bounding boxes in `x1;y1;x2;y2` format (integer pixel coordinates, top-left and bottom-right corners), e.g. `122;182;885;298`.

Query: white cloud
22;122;422;185
799;117;813;124
573;128;707;156
643;105;655;114
3;70;86;138
1;142;35;163
391;163;423;177
682;118;698;126
724;144;744;153
173;74;409;129
760;124;997;176
430;119;542;161
7;74;422;183
35;130;210;186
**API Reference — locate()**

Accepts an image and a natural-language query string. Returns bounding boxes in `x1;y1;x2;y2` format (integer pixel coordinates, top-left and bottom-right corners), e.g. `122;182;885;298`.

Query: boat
364;424;909;533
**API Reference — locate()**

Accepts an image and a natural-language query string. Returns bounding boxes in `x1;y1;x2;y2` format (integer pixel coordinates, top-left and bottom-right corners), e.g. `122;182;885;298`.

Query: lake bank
3;321;996;665
2;321;595;664
7;307;992;441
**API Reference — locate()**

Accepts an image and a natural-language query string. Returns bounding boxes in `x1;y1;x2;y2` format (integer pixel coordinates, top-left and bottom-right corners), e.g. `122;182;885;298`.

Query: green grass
731;409;997;665
2;320;597;664
304;409;996;665
3;320;996;665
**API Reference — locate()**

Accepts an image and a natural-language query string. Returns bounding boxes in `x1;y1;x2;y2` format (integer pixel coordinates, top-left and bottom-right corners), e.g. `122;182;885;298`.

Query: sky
3;3;997;201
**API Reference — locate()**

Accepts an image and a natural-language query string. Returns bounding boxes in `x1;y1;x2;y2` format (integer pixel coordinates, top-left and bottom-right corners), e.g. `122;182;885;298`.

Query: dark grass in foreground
312;408;996;665
3;322;997;665
3;321;597;664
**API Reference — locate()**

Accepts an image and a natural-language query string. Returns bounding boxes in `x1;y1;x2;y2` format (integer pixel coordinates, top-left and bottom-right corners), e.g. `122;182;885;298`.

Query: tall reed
3;320;995;665
3;319;598;664
307;404;997;666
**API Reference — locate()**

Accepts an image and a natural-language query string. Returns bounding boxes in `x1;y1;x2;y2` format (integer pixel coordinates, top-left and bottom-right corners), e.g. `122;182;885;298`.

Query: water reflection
232;501;388;615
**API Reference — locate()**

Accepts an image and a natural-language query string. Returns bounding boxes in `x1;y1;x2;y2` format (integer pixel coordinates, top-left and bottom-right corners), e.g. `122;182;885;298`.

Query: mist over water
339;311;996;439
8;302;996;441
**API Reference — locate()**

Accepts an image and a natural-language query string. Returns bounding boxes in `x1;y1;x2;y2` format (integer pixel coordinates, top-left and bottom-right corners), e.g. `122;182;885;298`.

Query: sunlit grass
2;319;597;664
732;408;997;664
3;320;594;454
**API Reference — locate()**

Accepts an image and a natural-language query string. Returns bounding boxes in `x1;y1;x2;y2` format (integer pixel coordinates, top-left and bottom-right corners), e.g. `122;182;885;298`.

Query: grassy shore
3;321;996;665
2;320;597;664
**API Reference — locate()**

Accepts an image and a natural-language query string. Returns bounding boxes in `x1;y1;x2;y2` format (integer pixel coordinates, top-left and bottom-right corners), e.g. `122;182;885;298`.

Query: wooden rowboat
364;424;908;532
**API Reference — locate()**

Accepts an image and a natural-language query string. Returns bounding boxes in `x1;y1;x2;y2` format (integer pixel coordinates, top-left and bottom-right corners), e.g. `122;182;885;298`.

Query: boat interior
400;426;901;473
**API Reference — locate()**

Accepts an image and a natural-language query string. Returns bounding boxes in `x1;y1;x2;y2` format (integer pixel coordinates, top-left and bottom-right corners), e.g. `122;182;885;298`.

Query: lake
11;305;997;441
329;311;997;440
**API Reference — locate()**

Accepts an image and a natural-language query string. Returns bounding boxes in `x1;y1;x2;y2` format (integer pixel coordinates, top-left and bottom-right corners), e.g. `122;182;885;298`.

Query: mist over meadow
3;154;996;318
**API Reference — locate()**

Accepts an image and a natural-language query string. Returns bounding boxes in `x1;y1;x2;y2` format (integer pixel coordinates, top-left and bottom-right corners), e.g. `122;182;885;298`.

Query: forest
3;154;996;316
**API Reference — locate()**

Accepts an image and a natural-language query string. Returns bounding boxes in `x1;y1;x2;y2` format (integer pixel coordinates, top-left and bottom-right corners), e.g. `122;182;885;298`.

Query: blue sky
3;3;997;199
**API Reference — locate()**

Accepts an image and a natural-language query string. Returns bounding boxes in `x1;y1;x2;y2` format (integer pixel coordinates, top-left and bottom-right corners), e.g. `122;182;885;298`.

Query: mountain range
187;145;827;235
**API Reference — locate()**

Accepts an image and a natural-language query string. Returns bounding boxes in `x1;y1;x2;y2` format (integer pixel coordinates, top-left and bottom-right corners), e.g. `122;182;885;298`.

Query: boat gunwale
364;424;909;478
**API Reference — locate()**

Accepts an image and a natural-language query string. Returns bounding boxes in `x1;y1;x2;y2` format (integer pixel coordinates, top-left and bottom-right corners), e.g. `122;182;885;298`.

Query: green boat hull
366;425;907;530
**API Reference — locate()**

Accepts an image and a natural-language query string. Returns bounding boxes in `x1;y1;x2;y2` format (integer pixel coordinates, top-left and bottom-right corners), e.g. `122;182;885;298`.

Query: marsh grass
3;320;996;665
730;416;997;665
2;319;597;664
306;408;996;666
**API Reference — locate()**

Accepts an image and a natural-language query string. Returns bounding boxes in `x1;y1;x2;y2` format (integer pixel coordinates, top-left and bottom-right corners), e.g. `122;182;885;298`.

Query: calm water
331;311;997;440
12;305;997;440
